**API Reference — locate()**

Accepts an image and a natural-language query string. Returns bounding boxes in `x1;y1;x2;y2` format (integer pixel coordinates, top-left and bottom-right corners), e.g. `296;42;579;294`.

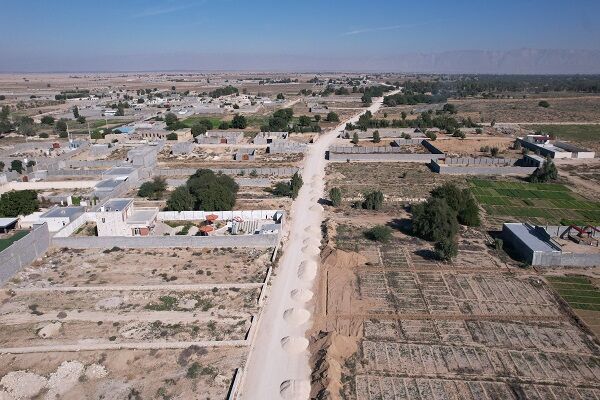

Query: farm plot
0;245;269;399
547;275;600;312
470;179;600;226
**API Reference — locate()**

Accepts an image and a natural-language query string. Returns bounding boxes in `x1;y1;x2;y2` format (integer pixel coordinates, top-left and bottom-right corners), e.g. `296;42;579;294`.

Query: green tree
276;93;285;100
362;190;384;210
329;187;342;207
298;115;311;127
218;121;230;130
365;225;392;242
231;114;247;129
538;100;550;108
530;157;558;183
314;115;321;122
425;131;437;141
77;116;86;124
191;119;213;137
176;169;239;211
55;119;67;134
411;197;458;241
10;160;23;174
166;132;178;140
290;172;303;199
351;132;359;145
166;186;195;211
0;161;4;172
326;112;339;122
41;115;55;125
0;190;39;217
490;147;499;157
434;237;458;261
401;111;407;120
73;106;79;119
372;130;381;143
164;112;178;127
138;177;167;199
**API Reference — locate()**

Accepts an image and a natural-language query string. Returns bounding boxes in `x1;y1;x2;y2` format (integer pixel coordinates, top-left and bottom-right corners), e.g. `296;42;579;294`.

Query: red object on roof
200;226;214;233
206;214;219;222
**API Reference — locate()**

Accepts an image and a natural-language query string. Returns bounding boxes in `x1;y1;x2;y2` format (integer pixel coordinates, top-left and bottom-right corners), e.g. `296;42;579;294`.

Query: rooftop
0;217;19;228
504;223;561;253
127;208;158;224
103;198;133;212
104;166;136;176
40;206;85;219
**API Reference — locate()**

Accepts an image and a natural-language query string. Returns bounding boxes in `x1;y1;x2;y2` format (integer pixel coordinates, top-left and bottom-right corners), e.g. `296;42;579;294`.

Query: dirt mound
291;288;314;303
0;371;47;399
321;248;367;270
309;331;358;400
279;379;311;399
283;308;311;326
298;260;317;281
280;336;309;353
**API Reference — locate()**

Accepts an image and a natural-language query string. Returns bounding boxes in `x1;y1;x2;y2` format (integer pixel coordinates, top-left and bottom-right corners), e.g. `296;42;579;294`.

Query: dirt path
238;91;400;400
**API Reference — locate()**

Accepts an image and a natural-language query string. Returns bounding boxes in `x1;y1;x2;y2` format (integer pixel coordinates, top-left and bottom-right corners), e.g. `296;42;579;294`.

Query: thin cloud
133;3;198;18
341;23;429;36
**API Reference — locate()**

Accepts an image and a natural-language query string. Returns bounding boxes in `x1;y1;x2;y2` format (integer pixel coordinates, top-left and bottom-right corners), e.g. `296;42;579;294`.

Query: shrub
434;237;458;261
538;100;550;108
166;132;178;140
329;187;342;207
412;198;458;242
364;225;392;242
362;190;384;210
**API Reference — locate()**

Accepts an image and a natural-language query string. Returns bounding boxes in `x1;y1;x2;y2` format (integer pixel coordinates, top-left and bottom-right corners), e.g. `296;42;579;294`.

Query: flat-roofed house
95;198;158;237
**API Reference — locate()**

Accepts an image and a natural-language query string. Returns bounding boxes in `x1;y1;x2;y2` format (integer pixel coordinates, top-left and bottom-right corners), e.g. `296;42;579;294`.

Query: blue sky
1;0;599;72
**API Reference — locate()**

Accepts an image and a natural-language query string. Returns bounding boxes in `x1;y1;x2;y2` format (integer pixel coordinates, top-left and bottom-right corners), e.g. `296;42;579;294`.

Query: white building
95;198;158;237
39;206;85;232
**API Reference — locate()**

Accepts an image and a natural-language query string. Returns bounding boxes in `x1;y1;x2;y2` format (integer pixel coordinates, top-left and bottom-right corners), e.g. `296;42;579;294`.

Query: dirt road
238;91;399;399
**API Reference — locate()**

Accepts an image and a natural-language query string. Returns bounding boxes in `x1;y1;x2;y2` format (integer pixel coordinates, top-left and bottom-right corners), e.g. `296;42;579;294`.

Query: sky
1;0;600;72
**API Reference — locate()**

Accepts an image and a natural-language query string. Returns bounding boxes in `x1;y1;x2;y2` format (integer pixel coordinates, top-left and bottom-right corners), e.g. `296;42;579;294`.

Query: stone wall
0;224;50;285
329;153;444;162
157;167;299;177
51;233;279;249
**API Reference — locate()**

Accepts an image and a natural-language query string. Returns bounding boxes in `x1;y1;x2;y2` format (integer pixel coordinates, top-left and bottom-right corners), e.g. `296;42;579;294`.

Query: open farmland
471;179;600;227
326;162;466;204
0;246;274;399
312;228;600;400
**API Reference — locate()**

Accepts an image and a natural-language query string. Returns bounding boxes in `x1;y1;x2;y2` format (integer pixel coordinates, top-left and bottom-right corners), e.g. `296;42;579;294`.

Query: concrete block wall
0;224;50;285
156;167;299;177
329;153;444;163
51;233;279;249
158;210;282;222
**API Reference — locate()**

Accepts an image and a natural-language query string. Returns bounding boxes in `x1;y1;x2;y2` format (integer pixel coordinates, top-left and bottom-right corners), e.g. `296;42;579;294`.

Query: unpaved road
238;91;399;399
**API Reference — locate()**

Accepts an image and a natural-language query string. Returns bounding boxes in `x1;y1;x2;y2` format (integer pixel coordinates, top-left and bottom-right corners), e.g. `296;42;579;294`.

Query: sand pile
46;360;85;398
291;288;313;303
298;260;317;281
280;336;309;353
309;331;358;400
0;371;47;399
279;379;311;400
283;308;311;326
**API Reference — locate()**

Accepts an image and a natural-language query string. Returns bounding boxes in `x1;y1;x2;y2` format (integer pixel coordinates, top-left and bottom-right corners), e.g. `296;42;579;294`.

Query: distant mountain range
3;48;600;74
384;48;600;74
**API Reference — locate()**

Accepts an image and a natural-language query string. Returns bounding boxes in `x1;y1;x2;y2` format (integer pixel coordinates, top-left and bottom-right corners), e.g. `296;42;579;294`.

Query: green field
528;124;600;143
547;275;600;312
470;179;600;225
0;230;29;251
181;116;223;128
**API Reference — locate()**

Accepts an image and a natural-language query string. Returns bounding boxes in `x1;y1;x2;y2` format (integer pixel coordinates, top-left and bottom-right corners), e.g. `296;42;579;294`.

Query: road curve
238;91;399;400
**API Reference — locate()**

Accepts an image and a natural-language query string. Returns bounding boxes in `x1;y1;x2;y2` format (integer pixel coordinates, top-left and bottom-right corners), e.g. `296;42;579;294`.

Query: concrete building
96;198;158;237
503;223;600;267
234;149;256;161
127;145;159;168
39;206;85;232
171;142;195;155
0;217;18;233
518;137;595;159
195;131;244;144
253;132;288;145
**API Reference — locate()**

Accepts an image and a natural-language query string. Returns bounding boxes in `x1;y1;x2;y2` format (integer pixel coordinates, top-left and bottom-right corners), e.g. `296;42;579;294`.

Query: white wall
0;180;99;195
39;217;71;232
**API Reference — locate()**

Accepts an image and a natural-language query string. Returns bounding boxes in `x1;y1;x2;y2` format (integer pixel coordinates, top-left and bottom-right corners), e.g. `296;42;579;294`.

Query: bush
325;112;339;122
490;147;499;157
231;114;247;129
191;119;213;137
272;172;303;199
329;187;342;207
434;237;458;261
411;197;458;241
39;132;49;138
41;115;55;125
166;132;178;140
425;131;437;141
364;225;392;242
538;100;550;108
530;157;558;183
138;177;167;199
0;190;39;217
431;183;480;227
362;191;384;210
372;130;381;143
351;132;359;145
